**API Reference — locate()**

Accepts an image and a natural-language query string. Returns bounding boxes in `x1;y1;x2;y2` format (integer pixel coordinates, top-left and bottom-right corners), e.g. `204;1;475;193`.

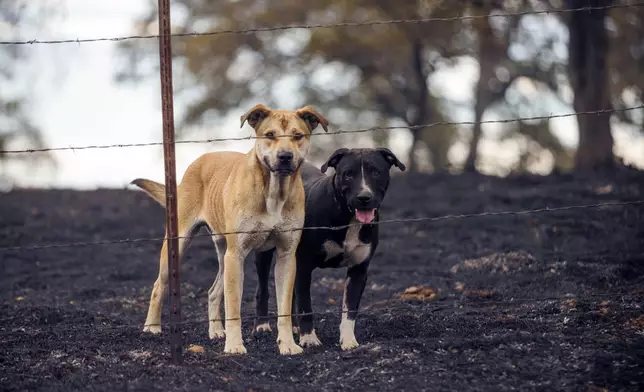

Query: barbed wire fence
1;200;642;252
2;1;644;365
0;106;642;155
2;283;642;338
0;3;641;46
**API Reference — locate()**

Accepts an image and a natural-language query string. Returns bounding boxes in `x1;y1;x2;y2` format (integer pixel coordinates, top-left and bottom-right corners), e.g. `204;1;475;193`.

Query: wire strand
2;105;642;154
0;3;641;46
1;286;640;336
1;200;641;253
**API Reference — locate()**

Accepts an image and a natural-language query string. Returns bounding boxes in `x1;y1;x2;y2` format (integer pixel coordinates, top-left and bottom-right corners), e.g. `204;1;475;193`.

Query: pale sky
2;1;643;190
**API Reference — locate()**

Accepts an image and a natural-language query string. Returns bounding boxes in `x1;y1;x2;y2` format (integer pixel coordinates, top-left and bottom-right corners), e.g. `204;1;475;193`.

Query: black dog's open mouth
354;208;377;224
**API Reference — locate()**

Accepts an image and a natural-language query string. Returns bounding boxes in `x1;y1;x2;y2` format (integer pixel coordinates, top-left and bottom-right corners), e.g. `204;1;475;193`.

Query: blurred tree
607;0;643;130
564;0;614;171
299;1;470;172
464;0;511;172
497;102;575;173
118;0;642;174
545;0;644;171
0;1;54;172
458;0;568;172
117;0;469;172
462;0;642;173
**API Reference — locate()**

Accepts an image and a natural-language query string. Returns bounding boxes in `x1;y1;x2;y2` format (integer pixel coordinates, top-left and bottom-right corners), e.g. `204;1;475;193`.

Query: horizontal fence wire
1;200;642;253
1;3;642;46
2;2;642;361
1;285;641;336
2;105;643;154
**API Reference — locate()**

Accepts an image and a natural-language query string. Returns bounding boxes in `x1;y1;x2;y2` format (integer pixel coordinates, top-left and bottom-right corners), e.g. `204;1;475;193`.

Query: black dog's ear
377;148;406;171
296;106;329;133
321;148;349;173
240;104;271;130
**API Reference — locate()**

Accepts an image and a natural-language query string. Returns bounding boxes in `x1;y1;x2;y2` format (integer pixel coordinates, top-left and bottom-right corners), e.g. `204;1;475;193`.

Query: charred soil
1;169;644;391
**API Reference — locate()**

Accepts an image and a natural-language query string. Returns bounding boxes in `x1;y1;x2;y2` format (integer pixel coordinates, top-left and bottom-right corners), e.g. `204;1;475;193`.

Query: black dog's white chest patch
321;220;371;267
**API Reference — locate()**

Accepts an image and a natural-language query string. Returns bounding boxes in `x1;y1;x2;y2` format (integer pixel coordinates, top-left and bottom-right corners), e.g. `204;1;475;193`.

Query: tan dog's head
241;104;329;176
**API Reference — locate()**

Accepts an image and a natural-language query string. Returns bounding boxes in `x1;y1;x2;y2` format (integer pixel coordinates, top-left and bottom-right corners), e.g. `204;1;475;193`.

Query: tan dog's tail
131;178;166;208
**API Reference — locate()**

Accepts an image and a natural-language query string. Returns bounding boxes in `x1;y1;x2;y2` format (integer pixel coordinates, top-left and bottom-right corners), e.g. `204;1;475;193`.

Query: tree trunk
464;99;486;172
464;14;496;173
429;138;450;172
407;40;430;173
407;132;422;173
567;0;614;171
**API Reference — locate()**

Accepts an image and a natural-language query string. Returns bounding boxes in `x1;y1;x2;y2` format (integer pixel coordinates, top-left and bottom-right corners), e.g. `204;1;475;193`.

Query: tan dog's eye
264;132;275;139
293;133;304;141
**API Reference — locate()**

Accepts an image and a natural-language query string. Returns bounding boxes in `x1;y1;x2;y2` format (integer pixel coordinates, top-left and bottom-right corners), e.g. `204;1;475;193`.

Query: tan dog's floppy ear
296;106;329;133
240;104;271;130
377;148;406;171
321;148;349;173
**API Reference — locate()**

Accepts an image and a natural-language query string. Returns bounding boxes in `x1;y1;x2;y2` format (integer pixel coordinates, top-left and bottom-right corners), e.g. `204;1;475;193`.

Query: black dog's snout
277;151;293;163
356;191;372;205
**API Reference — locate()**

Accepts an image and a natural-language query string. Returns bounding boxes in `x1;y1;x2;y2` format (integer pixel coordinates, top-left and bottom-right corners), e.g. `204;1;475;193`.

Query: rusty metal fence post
157;0;182;364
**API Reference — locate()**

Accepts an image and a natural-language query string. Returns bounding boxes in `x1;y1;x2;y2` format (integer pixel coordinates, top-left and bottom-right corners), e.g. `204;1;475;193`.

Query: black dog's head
321;148;406;224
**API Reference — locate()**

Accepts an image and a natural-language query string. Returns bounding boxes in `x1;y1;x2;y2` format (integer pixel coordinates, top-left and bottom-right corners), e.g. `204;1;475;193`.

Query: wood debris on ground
399;286;437;301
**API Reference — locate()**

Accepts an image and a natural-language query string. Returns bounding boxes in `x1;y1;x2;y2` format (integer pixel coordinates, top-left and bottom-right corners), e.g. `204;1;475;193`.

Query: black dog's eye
372;169;380;178
264;132;275;139
293;133;304;141
343;172;353;181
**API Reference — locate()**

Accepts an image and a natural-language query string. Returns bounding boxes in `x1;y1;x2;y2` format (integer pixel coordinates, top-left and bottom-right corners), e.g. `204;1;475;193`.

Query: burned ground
1;168;643;391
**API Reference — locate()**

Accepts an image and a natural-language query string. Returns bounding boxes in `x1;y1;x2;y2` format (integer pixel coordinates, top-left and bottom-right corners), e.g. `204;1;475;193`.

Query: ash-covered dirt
1;168;643;392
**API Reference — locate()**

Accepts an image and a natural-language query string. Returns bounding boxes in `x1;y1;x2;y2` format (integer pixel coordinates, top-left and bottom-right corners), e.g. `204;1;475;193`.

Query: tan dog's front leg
223;247;247;354
274;244;303;355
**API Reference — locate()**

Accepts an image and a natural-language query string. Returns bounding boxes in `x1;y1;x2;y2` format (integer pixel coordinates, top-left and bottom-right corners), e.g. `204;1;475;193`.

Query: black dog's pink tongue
355;209;376;223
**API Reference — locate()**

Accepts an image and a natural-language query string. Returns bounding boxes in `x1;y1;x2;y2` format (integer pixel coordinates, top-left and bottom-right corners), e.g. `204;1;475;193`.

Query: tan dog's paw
299;330;322;347
224;341;247;355
143;325;161;334
278;341;304;355
209;323;226;340
254;322;272;334
340;336;359;351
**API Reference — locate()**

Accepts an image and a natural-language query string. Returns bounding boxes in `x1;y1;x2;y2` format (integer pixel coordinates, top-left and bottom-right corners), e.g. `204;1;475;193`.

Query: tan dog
131;104;329;355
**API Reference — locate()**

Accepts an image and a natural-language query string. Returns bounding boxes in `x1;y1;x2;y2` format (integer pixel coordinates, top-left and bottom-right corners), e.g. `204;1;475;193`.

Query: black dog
252;147;405;350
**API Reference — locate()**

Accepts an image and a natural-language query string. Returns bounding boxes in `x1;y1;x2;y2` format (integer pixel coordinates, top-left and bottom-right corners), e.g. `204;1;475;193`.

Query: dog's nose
277;151;293;163
356;192;371;205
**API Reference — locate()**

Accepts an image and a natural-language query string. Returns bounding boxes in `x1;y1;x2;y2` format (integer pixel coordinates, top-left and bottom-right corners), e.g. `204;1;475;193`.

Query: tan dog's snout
276;150;295;173
241;104;330;175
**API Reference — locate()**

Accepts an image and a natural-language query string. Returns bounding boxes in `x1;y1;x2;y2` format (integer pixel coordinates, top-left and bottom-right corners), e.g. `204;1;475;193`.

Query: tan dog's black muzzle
265;152;298;176
277;151;293;164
